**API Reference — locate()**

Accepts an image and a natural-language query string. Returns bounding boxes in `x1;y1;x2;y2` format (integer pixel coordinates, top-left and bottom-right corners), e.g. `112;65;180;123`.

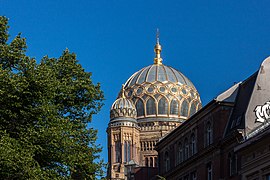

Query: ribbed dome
125;64;195;88
122;64;201;121
110;96;137;120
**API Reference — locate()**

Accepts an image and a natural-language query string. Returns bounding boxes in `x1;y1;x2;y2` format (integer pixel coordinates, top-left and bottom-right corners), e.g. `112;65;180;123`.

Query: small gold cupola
154;29;163;65
110;84;137;120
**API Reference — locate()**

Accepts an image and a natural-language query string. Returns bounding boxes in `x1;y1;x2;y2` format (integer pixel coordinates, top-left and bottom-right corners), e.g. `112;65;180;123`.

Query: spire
121;84;125;98
154;28;163;65
156;28;160;44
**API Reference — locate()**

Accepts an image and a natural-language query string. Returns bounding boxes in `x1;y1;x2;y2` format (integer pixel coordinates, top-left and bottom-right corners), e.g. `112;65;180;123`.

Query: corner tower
107;86;140;179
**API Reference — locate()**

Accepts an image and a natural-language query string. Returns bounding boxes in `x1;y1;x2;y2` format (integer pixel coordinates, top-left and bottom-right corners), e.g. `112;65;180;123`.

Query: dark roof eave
234;125;270;152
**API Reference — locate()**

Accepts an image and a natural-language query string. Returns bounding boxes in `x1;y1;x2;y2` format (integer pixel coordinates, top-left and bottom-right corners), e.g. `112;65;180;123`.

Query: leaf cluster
0;16;105;179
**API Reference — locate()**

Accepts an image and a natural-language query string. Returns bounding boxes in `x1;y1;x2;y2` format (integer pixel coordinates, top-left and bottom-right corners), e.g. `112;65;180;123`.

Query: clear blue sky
1;0;270;163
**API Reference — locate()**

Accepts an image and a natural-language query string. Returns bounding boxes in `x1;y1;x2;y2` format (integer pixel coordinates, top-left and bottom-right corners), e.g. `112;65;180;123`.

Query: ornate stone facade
107;38;202;180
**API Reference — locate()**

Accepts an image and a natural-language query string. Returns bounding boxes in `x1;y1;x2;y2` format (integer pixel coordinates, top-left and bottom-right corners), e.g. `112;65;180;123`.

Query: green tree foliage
0;16;104;179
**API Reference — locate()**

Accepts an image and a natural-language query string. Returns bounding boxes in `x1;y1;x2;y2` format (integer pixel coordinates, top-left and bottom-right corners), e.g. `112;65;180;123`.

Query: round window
171;87;177;93
137;87;143;95
148;87;154;93
159;87;166;92
181;88;187;94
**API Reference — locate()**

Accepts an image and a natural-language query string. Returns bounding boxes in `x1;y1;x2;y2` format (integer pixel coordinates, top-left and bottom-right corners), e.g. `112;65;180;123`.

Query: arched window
136;99;145;117
124;141;131;162
158;96;168;115
207;162;212;180
165;151;170;172
190;102;197;117
191;133;196;155
115;141;121;163
146;97;156;115
150;157;153;167
127;142;130;162
124;142;127;162
191;171;197;180
184;138;189;160
154;157;158;167
170;99;179;115
144;141;147;151
145;157;148;167
133;143;136;158
181;100;189;117
206;122;213;146
177;142;183;164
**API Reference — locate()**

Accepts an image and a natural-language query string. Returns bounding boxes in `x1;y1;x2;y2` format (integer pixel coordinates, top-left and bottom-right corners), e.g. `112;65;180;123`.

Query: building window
265;174;270;180
206;121;213;146
145;157;148;167
190;171;197;180
124;141;131;162
177;142;183;164
181;100;189;117
183;175;189;180
133;142;136;158
115;141;121;163
165;151;170;172
154;157;158;167
207;162;212;180
150;157;153;167
190;102;197;116
191;133;196;155
158;96;168;115
170;99;179;115
184;138;189;160
136;99;145;117
146;97;156;115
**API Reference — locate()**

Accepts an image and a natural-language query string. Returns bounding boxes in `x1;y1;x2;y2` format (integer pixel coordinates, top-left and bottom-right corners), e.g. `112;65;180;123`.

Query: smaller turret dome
110;86;137;121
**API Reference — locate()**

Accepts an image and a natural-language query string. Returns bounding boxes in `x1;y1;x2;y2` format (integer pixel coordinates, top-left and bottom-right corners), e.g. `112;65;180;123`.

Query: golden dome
121;38;202;121
123;64;201;121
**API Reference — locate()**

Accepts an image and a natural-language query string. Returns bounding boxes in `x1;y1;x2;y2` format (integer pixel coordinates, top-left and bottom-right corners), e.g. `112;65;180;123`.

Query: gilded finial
154;28;162;65
121;84;125;98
